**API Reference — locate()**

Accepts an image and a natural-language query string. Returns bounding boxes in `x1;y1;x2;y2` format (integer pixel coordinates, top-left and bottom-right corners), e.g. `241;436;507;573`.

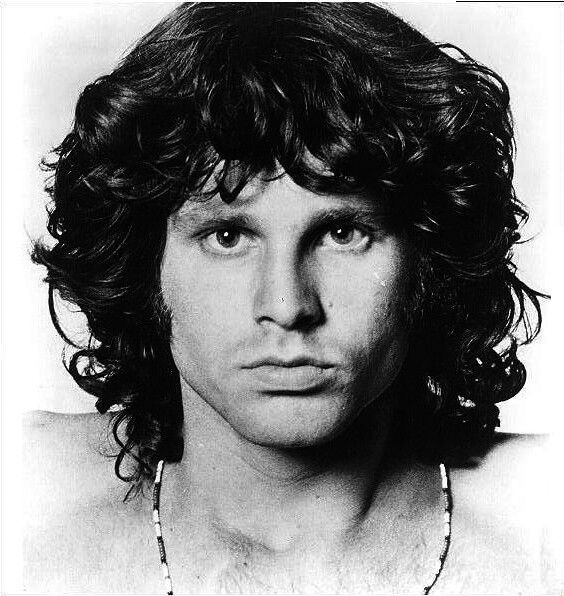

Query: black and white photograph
1;2;563;594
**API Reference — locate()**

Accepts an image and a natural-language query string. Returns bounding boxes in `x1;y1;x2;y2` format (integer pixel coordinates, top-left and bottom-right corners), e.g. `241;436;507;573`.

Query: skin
161;173;411;449
22;176;559;594
23;412;556;594
152;173;440;591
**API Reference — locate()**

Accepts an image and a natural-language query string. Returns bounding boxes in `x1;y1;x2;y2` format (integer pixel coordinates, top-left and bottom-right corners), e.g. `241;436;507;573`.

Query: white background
1;2;563;430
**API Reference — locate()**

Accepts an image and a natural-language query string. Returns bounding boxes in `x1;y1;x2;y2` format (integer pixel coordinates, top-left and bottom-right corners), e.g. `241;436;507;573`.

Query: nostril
254;286;324;331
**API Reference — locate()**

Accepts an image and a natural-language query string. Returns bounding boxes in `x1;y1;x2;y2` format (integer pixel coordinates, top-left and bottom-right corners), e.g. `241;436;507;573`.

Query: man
25;3;559;594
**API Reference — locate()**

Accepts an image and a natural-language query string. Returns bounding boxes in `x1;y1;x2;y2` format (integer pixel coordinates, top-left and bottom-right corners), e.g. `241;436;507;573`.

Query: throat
165;391;397;554
162;445;385;557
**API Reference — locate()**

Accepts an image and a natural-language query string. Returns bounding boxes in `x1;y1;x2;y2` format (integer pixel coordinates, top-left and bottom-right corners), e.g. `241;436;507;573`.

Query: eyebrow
171;206;254;232
305;205;389;230
172;198;389;233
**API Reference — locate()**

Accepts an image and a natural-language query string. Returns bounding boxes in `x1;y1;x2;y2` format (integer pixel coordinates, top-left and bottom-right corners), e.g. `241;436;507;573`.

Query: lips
241;357;335;393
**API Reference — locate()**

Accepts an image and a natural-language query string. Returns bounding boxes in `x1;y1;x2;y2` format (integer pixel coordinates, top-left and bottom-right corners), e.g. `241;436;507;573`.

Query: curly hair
33;2;544;487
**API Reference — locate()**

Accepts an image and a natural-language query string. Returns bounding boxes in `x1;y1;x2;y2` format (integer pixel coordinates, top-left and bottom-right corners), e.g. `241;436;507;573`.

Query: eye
215;229;241;248
319;224;371;251
200;228;254;255
329;225;355;245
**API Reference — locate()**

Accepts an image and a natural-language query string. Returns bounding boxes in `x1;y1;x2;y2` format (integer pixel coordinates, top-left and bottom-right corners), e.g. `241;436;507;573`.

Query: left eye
319;225;370;250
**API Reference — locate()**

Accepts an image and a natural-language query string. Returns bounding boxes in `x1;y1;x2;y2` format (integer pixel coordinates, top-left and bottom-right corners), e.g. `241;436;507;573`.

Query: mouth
242;357;335;393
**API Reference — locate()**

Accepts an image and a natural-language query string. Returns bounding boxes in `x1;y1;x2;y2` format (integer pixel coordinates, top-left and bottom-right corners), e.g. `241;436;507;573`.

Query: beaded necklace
152;460;452;595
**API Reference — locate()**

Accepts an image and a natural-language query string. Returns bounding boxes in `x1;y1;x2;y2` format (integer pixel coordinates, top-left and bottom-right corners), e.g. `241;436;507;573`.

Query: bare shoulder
22;410;159;593
451;433;549;504
22;410;124;506
441;433;563;594
450;433;557;525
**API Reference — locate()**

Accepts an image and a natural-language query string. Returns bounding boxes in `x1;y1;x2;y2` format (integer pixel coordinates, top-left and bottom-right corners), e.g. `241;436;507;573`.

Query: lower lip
245;365;333;393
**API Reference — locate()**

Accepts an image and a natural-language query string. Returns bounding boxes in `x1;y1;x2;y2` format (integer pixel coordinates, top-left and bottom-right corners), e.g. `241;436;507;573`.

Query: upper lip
242;356;334;369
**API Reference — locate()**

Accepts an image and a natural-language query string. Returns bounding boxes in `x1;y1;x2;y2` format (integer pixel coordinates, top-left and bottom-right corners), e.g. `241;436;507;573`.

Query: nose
253;248;323;331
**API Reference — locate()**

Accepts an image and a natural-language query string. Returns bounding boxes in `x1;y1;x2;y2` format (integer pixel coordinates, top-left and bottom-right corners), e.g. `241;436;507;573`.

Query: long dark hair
33;3;545;487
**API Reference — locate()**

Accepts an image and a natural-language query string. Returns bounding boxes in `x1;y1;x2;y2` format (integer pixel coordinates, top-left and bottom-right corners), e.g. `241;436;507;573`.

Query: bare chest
135;513;547;596
35;505;547;596
155;530;445;595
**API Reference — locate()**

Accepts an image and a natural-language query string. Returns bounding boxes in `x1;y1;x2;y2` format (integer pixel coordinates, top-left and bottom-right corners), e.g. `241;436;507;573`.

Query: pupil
217;230;239;247
331;226;353;244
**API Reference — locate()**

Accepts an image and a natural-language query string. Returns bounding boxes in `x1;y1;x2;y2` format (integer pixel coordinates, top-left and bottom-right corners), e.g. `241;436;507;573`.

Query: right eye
214;229;242;248
200;228;254;256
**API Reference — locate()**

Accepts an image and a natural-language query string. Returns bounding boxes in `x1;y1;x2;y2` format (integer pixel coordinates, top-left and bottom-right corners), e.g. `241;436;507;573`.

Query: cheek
162;244;248;340
320;245;411;391
323;246;410;334
161;245;222;370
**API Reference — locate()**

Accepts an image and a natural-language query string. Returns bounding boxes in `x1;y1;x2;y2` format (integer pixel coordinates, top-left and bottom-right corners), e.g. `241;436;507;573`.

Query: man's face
161;174;411;447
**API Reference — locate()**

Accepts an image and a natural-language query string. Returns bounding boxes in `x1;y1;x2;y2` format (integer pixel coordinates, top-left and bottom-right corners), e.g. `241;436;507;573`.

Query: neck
161;384;420;554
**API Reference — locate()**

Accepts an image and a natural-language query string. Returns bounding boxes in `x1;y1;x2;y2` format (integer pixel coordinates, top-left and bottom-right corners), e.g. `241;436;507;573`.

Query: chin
226;393;368;449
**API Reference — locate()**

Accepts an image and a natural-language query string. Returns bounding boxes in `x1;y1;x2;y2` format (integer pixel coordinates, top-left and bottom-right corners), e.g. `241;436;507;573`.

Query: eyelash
317;223;373;251
199;227;256;256
198;219;381;255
